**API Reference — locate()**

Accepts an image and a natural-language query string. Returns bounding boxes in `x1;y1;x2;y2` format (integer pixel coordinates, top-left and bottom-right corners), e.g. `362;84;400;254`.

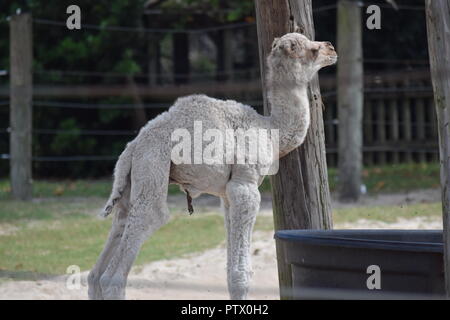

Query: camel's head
268;33;337;84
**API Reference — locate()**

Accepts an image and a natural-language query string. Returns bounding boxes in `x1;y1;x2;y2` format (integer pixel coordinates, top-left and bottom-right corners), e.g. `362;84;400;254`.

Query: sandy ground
0;189;443;300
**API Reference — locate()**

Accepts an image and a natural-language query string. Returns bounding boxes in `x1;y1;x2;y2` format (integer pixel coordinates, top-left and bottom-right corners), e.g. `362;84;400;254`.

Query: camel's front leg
225;178;260;300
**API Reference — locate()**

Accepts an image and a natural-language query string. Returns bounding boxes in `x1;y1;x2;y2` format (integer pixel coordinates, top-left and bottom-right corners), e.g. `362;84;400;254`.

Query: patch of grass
0;179;111;200
0;198;104;223
254;215;275;232
0;196;275;278
259;162;440;194
136;215;226;265
0;214;228;277
0;161;442;279
333;202;442;224
0;196;443;279
0;163;441;200
0;179;183;200
329;163;441;194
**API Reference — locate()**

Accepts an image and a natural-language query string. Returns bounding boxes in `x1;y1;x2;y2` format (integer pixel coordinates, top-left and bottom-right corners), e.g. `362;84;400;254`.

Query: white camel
87;32;337;300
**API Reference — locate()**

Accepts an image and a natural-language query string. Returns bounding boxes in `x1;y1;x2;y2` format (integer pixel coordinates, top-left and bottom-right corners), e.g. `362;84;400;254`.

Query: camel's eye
311;48;319;59
271;37;280;49
290;43;296;51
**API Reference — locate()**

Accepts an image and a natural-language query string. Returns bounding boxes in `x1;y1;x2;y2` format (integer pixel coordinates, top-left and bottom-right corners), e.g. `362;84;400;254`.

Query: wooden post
389;98;400;163
126;75;148;129
364;100;374;166
429;97;440;162
416;98;426;163
401;81;413;163
254;0;333;299
10;13;32;201
173;33;190;84
376;99;386;165
216;29;233;82
425;0;450;297
148;35;161;86
325;104;336;167
337;0;363;201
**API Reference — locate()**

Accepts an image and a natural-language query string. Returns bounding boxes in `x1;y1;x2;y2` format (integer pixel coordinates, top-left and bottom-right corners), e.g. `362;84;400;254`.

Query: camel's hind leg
88;183;130;300
99;135;171;300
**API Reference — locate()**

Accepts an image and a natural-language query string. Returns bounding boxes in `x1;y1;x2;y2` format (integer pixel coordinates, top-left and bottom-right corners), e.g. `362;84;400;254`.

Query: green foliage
50;118;95;155
0;0;150;178
113;49;142;75
160;0;254;22
0;0;433;179
226;2;254;22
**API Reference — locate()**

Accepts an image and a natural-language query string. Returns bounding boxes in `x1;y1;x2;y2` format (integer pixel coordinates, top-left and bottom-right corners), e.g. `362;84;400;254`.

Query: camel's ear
271;37;280;49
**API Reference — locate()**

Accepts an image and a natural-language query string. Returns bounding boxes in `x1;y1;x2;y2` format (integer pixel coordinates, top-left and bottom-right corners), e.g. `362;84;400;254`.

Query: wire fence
34;18;256;34
0;3;433;169
33;67;262;81
31;3;343;35
32;100;171;109
30;2;426;35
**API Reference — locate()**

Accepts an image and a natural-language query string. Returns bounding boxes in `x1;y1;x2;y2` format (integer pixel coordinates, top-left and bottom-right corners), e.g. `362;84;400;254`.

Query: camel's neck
267;82;310;157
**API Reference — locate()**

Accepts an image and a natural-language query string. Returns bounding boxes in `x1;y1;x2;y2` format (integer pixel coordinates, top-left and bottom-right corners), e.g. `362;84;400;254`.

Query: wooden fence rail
2;67;439;169
321;69;439;167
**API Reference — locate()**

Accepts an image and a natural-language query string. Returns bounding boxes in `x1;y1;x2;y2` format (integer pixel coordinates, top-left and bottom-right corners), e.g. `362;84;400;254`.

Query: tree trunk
425;0;450;297
337;0;363;202
254;0;333;300
216;29;233;82
10;13;33;201
173;33;190;84
148;35;161;86
126;75;148;130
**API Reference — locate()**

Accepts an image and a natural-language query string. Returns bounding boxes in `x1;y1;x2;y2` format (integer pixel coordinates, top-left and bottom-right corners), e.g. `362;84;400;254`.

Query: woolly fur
88;33;337;300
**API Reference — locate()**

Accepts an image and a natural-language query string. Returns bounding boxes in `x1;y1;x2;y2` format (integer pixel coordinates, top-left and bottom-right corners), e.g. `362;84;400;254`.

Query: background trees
0;0;432;178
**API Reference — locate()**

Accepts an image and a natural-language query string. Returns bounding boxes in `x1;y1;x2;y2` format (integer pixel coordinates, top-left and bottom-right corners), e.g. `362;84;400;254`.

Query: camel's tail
100;141;135;218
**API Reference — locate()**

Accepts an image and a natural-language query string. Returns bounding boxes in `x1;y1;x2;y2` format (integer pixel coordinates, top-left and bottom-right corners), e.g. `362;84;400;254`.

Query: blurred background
0;0;444;300
0;0;435;178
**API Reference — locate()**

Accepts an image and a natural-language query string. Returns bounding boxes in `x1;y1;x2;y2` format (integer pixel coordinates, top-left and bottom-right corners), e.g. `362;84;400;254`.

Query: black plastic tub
274;230;444;299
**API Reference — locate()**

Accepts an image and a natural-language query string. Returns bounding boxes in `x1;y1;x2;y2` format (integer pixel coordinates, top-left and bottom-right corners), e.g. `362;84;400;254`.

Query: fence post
363;100;373;165
425;0;450;297
415;98;426;162
337;0;364;201
401;79;413;162
9;12;33;201
254;0;333;299
376;99;386;165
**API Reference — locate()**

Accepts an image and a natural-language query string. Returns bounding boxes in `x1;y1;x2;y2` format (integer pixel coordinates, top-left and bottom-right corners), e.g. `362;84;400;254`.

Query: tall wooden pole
10;13;33;201
425;0;450;297
216;29;233;82
173;33;190;84
337;0;363;202
254;0;333;299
